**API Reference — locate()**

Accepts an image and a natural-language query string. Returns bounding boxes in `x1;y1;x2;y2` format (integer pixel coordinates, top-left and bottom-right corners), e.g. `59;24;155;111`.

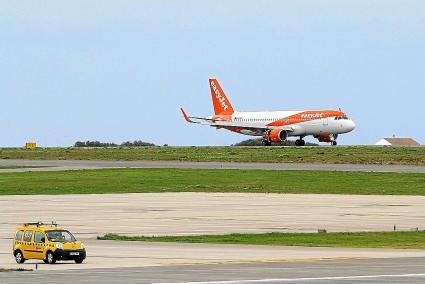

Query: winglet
180;108;193;123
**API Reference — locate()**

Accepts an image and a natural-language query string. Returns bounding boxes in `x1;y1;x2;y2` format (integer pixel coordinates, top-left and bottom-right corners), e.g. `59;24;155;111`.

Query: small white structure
375;137;420;146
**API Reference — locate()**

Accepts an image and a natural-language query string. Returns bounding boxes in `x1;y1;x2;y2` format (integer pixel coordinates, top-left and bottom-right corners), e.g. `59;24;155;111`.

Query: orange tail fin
209;78;235;115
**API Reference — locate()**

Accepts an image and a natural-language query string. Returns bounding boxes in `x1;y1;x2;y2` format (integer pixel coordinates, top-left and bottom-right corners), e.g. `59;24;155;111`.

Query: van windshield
45;230;76;243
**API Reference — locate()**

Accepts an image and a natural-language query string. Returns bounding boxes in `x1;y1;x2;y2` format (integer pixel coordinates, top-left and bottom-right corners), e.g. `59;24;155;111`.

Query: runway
1;159;425;173
3;238;425;271
1;193;425;240
2;257;425;283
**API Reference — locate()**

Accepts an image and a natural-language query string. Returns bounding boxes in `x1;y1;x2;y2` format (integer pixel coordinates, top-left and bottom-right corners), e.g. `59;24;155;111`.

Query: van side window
34;231;45;243
15;230;24;241
23;230;33;242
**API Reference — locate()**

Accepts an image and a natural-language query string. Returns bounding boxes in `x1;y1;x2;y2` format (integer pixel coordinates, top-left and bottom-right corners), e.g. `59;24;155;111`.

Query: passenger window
23;230;33;242
34;231;45;243
15;230;24;241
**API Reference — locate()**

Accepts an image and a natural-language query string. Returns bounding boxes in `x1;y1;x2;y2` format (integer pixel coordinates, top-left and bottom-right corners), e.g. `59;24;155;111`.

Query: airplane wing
180;108;214;125
180;108;294;132
211;120;295;132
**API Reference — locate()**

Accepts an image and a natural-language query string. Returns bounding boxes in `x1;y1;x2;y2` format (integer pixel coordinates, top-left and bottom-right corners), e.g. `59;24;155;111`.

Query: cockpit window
335;116;349;120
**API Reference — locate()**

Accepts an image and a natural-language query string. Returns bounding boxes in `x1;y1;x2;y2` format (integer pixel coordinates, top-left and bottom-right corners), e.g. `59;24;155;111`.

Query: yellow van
13;222;86;264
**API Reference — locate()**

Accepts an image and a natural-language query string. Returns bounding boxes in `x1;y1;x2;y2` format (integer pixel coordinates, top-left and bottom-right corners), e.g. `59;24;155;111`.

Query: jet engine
316;134;338;142
268;129;288;143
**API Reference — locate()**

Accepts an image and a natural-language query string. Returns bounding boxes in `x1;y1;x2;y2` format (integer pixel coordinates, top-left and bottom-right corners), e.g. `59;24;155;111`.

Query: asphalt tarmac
3;238;425;271
2;257;425;284
1;193;425;239
0;159;425;173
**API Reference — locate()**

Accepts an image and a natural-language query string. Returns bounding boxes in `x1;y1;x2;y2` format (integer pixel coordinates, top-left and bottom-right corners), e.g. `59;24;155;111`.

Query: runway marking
155;273;425;284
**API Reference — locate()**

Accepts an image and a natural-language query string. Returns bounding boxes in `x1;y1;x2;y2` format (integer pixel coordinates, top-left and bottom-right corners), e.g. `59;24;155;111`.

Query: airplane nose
347;120;356;131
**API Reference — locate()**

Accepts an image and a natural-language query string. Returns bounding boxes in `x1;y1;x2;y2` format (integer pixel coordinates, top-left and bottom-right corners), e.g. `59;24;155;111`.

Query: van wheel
46;251;56;264
15;250;25;263
75;258;84;264
43;259;49;264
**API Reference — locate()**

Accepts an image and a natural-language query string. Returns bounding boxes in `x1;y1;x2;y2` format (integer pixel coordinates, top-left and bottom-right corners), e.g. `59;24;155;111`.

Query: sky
1;0;424;146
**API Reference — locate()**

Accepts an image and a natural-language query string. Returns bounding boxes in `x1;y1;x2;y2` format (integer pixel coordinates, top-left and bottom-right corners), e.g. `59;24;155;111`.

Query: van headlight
80;243;85;249
55;243;63;249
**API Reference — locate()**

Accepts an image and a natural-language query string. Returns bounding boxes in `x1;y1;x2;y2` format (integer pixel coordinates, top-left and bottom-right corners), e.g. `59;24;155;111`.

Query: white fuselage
224;111;356;137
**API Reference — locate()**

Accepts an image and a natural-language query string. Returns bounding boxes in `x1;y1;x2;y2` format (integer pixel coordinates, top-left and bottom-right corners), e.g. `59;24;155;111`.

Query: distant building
375;137;420;146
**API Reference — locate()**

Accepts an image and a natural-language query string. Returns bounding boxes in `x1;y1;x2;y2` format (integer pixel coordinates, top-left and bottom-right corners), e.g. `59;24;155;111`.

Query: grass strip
98;231;425;249
0;168;424;196
0;165;46;169
1;146;425;165
0;268;32;272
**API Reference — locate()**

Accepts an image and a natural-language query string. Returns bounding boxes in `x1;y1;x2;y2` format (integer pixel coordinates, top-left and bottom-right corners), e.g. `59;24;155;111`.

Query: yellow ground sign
25;142;37;149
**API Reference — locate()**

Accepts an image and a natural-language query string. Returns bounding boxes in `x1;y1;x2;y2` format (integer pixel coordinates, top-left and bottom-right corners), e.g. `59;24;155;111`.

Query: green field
0;268;31;273
0;168;424;195
98;231;425;249
0;146;425;165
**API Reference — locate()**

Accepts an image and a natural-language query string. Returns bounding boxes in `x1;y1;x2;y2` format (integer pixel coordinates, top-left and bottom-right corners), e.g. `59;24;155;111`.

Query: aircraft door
323;113;329;126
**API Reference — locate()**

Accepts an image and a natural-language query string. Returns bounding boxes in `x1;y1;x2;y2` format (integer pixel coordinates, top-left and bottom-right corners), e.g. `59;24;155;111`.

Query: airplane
181;78;355;146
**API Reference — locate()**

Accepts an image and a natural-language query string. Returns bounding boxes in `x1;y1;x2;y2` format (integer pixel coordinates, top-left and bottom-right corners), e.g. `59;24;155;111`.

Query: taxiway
0;159;425;173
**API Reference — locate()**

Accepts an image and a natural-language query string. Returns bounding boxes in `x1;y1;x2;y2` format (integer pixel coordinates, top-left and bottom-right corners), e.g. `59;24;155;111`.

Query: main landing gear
262;131;272;146
295;139;306;147
262;138;307;146
332;141;337;146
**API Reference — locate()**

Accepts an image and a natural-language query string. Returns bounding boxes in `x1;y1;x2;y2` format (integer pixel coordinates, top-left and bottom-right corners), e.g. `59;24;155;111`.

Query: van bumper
53;248;86;260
